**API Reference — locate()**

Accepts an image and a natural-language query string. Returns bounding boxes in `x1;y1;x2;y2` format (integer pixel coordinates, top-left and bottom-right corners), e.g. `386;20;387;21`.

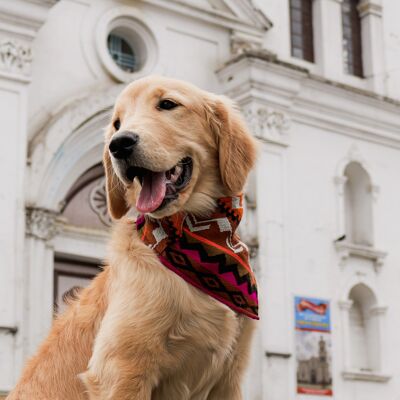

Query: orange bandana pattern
136;196;259;319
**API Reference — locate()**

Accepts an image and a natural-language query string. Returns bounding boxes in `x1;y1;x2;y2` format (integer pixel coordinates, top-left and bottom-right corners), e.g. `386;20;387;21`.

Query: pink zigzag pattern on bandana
136;195;259;319
176;245;257;300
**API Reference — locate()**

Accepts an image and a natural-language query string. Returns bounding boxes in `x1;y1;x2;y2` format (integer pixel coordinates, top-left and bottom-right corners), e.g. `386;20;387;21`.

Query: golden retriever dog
8;76;257;400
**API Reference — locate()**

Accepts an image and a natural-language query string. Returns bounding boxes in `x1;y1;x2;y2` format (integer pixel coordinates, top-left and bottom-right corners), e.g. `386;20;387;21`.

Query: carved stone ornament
0;39;32;76
243;106;291;146
89;178;112;227
231;32;263;56
26;207;60;241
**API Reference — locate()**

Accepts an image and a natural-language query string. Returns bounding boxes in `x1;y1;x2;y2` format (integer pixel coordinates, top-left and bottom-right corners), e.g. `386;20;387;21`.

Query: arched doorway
25;85;122;356
54;163;111;314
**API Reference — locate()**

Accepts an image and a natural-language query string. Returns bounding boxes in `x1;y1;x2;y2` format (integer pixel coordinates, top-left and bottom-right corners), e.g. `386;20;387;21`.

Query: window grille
342;0;363;77
107;33;137;73
290;0;314;62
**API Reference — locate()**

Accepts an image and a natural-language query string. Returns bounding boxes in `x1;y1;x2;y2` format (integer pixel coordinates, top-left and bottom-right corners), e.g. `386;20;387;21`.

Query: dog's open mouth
126;157;193;214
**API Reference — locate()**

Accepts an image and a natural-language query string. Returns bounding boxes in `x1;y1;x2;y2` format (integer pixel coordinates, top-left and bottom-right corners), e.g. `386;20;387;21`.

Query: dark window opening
290;0;314;63
107;33;137;73
342;0;363;77
54;258;101;314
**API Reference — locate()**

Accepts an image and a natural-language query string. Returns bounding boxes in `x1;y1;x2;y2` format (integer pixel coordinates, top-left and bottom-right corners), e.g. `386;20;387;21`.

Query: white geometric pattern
150;223;168;249
185;214;245;254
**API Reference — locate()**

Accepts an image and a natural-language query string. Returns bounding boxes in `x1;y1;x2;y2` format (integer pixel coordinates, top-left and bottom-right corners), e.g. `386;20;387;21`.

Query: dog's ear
103;145;129;219
207;96;257;194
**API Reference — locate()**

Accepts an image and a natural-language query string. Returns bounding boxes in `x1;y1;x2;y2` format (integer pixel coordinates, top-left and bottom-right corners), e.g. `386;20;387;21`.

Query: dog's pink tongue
136;171;166;213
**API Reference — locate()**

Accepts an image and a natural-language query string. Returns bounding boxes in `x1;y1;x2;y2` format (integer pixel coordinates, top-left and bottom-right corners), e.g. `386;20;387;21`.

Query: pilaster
313;0;344;81
0;0;55;391
358;0;385;94
219;54;292;400
25;207;59;355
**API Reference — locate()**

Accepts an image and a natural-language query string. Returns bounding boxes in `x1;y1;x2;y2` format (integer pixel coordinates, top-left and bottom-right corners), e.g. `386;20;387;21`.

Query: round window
107;32;137;73
95;9;158;83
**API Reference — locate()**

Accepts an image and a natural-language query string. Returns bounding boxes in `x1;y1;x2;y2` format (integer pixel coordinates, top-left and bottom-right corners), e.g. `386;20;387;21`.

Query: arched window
344;162;373;246
61;163;111;229
342;0;363;77
348;284;378;371
54;163;110;313
290;0;314;62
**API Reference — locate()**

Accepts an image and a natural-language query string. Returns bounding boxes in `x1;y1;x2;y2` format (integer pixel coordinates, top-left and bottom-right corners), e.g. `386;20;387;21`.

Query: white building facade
1;0;400;399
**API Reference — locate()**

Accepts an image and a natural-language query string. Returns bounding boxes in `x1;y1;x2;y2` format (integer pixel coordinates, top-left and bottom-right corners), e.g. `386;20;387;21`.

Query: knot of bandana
135;195;259;320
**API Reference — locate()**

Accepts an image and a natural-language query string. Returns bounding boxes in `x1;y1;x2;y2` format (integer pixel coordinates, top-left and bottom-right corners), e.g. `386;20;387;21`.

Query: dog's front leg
80;252;183;400
80;297;170;400
207;317;256;400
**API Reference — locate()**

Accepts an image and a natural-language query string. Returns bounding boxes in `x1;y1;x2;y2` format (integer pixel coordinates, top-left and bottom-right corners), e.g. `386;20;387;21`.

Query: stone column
239;170;263;400
369;305;387;372
338;299;353;371
218;55;293;400
358;0;385;94
25;207;59;356
313;0;344;81
0;0;55;391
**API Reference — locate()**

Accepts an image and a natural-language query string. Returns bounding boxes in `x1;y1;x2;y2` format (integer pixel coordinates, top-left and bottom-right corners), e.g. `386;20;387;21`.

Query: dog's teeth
175;165;183;176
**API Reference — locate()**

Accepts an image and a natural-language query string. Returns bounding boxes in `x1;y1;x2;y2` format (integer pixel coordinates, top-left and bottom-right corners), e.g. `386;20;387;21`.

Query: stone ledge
335;241;387;272
342;370;391;383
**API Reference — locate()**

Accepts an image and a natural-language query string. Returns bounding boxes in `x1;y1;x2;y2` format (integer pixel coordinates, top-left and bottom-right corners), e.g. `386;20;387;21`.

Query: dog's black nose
109;132;139;159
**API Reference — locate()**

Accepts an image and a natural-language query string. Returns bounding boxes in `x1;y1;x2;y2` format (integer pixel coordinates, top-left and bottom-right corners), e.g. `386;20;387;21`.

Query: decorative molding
95;7;158;83
338;299;353;311
334;175;348;195
0;38;32;77
335;241;387;272
358;1;383;18
240;172;259;261
230;31;263;56
0;325;18;335
342;370;391;382
29;84;122;154
243;106;291;146
370;305;388;317
89;178;112;227
25;207;60;241
217;54;400;150
0;0;56;38
370;183;380;201
265;351;292;359
247;242;259;260
140;0;272;36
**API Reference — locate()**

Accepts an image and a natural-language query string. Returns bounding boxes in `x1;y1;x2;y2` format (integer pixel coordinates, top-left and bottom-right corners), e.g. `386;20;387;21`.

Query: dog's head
104;76;257;219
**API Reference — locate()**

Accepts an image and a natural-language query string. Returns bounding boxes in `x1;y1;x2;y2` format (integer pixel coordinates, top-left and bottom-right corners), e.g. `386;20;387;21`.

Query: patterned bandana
135;196;259;319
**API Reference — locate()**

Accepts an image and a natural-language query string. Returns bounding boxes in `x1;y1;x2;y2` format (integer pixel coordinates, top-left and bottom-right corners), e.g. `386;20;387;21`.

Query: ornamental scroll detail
243;106;291;146
89;178;113;227
26;208;60;241
0;39;32;76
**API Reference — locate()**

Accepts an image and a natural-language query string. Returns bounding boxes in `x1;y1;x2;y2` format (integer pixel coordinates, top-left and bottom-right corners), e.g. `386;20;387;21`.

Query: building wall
1;0;400;399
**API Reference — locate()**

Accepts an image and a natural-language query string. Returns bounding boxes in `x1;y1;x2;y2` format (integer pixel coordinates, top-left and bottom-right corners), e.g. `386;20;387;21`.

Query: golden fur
8;76;257;400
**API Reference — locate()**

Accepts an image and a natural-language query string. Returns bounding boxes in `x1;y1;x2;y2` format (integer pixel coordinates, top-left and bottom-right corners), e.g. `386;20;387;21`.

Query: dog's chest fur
152;286;241;399
104;220;247;399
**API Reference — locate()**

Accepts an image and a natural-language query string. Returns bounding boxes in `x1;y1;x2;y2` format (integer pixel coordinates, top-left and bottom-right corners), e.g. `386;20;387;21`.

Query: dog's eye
113;119;121;131
158;99;179;110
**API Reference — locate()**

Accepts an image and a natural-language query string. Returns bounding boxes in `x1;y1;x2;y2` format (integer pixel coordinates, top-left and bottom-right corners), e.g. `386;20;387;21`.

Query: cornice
0;0;56;81
25;207;60;241
358;0;383;18
217;52;400;149
342;370;391;383
140;0;271;38
0;0;56;39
